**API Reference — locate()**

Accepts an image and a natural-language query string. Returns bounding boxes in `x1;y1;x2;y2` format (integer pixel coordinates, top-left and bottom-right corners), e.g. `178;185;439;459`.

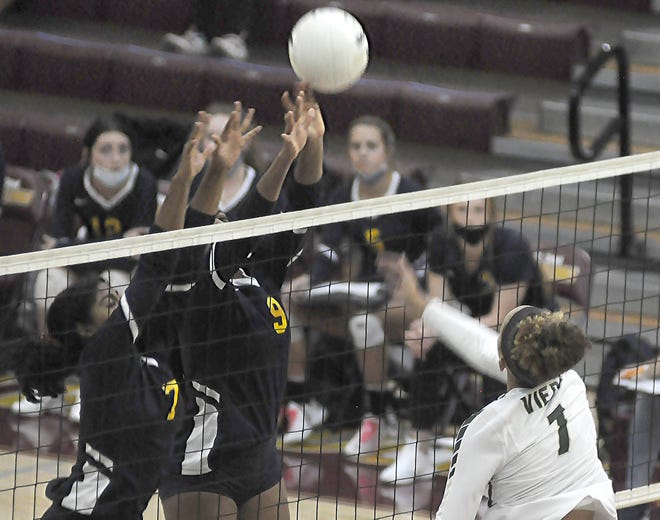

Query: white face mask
355;163;389;186
92;164;132;189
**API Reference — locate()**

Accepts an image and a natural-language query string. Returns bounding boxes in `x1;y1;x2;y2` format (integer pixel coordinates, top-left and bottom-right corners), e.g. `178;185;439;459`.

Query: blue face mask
354;163;389;186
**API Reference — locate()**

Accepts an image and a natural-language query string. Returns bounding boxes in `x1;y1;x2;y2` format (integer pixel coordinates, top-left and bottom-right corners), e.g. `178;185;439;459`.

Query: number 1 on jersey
548;404;569;455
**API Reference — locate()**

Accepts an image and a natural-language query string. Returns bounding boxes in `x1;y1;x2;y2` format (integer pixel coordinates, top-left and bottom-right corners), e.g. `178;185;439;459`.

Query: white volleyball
288;7;369;94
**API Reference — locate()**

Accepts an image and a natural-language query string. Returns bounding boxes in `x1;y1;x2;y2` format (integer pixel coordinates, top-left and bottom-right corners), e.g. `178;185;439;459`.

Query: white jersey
421;300;616;520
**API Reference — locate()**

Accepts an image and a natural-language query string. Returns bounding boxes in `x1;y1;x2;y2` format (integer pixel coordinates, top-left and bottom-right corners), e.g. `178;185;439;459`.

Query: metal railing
569;43;633;257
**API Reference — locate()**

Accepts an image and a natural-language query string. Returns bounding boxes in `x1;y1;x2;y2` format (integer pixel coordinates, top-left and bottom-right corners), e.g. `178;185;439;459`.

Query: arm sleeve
212;188;275;282
167;207;215;286
422;299;505;383
248;179;319;289
120;225;179;341
436;411;505;519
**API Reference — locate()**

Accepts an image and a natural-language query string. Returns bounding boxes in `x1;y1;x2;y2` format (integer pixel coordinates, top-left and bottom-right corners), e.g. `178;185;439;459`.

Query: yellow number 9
267;296;288;335
365;228;384;253
162;379;179;421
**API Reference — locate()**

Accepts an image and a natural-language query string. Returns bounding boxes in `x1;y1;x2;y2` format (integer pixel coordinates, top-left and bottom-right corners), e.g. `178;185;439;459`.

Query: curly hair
0;275;100;402
509;310;590;387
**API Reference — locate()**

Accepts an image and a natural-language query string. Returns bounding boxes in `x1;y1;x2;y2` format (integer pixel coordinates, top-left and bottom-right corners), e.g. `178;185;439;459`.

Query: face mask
92;164;132;189
454;224;489;245
354;163;389;186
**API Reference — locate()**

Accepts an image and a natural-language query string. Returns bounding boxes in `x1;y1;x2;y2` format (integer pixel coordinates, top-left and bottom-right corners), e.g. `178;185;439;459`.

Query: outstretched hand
179;112;215;181
376;251;421;307
280;92;316;159
282;83;325;143
209;101;262;176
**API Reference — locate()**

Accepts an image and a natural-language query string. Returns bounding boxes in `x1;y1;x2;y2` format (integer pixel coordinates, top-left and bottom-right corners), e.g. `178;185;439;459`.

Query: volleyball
288;7;369;94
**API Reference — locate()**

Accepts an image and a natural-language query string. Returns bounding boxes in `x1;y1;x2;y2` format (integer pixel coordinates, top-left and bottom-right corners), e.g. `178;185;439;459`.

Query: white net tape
1;150;658;276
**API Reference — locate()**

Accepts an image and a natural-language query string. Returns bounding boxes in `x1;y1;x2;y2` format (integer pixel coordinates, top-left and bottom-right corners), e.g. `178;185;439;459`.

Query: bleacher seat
478;14;590;81
384;2;480;68
20;113;89;172
395;83;514;151
317;78;401;135
552;0;653;12
16;32;113;101
0;107;26;167
0;28;30;90
204;60;297;126
99;0;193;33
22;0;99;20
109;45;207;112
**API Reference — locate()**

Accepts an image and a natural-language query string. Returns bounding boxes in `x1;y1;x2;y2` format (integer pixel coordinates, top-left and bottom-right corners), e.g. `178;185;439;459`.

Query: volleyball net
0;151;659;518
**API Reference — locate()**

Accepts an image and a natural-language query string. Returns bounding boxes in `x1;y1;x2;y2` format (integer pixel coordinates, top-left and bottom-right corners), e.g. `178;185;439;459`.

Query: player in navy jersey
0;117;233;518
159;91;322;520
282;115;442;452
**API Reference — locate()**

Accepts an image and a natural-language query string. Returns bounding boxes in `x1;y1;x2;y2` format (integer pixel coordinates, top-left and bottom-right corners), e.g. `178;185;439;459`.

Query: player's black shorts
159;439;282;507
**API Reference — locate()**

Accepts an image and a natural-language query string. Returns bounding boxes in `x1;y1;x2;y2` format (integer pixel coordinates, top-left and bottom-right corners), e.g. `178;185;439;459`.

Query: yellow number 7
267;296;288;334
162;379;179;421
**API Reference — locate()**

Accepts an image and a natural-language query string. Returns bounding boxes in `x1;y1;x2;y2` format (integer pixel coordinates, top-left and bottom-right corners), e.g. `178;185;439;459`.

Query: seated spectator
282;115;441;450
14;116;157;419
376;202;556;482
162;0;255;60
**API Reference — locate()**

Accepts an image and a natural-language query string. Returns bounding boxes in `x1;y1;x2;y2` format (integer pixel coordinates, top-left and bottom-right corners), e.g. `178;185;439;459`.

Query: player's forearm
257;148;296;201
189;164;226;216
155;173;192;231
293;137;323;185
422;299;505;383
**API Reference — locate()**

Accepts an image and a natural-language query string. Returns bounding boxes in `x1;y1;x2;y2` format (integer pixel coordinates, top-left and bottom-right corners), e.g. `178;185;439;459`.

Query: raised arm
256;91;316;202
189;105;261;216
378;252;504;382
282;84;324;189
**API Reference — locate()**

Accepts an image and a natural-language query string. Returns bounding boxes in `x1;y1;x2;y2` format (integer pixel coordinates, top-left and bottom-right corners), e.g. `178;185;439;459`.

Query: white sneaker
210;33;248;60
281;400;326;446
342;415;399;457
378;438;449;483
162;29;209;55
11;394;65;416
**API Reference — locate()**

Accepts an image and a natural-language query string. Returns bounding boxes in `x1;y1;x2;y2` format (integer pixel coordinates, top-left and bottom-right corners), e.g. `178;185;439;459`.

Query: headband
500;306;547;388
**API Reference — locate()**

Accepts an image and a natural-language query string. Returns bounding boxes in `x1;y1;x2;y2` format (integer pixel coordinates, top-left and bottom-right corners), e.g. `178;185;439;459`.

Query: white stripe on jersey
119;293;139;343
181;381;221;476
61;443;114;515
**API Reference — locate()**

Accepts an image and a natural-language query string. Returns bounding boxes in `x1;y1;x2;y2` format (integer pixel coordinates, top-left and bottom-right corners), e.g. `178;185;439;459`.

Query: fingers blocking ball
288;7;369;94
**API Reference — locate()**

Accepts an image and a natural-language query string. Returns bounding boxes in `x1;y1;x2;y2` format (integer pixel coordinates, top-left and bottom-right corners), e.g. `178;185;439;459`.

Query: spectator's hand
404;318;437;360
281;92;316;159
41;234;57;250
377;251;420;306
123;226;149;239
209;101;262;175
282;83;325;143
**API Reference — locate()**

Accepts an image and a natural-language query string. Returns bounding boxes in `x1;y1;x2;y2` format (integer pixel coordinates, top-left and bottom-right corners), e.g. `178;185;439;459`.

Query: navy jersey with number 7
42;231;182;519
